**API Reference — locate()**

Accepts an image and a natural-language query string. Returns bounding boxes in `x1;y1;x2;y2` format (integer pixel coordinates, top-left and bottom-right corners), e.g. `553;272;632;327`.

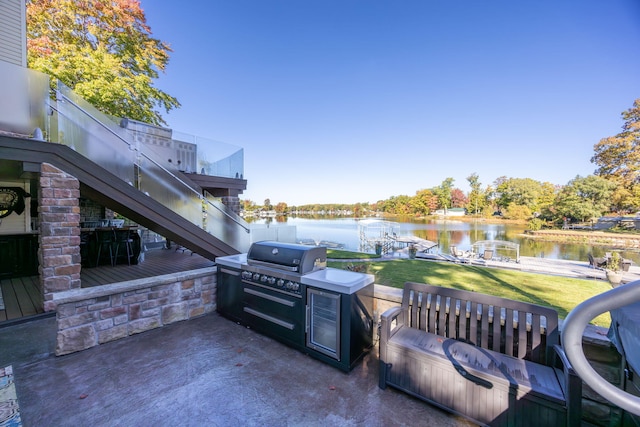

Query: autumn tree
466;173;485;215
554;175;617;222
432;178;454;210
411;189;436;216
450;188;468;208
592;98;640;211
27;0;180;126
495;177;548;213
274;202;288;214
241;199;256;212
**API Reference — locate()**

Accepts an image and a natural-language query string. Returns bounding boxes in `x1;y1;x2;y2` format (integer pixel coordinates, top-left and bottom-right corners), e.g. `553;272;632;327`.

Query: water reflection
251;217;640;264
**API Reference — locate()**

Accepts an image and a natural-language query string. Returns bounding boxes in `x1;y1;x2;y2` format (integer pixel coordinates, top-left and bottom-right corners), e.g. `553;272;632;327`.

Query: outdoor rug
0;366;21;427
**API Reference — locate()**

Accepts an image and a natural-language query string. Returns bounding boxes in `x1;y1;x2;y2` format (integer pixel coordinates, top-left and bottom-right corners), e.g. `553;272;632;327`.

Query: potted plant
375;241;383;256
408;244;417;259
606;252;624;286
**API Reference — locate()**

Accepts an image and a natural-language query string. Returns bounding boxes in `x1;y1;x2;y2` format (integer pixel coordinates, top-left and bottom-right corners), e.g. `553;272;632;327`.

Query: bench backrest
401;282;559;365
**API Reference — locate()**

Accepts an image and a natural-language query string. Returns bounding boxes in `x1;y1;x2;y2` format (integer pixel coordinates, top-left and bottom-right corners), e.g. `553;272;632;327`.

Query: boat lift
358;219;438;255
358;220;398;254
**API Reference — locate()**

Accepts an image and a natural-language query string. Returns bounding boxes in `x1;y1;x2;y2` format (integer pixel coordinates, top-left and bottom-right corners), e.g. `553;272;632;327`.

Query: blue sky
143;1;640;206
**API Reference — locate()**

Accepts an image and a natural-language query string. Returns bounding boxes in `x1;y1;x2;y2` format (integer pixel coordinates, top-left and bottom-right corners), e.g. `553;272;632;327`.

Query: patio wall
51;268;215;356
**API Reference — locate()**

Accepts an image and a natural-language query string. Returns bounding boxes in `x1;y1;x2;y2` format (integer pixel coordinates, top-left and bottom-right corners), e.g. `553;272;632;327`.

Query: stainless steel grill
216;240;374;372
246;240;326;274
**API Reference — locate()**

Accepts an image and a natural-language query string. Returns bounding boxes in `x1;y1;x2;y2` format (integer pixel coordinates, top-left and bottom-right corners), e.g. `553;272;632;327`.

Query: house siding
0;0;27;67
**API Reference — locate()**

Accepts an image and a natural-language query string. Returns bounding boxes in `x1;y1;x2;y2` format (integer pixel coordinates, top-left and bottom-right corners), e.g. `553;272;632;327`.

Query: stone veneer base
52;267;216;356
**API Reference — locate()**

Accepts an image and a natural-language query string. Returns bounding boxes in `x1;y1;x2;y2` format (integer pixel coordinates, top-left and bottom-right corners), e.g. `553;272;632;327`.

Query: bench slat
437;295;447;336
469;301;478;344
518;310;528;358
459;298;468;341
480;303;490;348
531;314;541;362
505;308;514;357
492;307;501;353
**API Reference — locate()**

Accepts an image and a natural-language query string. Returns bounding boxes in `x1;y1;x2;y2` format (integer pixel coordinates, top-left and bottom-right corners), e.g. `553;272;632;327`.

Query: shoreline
524;229;640;248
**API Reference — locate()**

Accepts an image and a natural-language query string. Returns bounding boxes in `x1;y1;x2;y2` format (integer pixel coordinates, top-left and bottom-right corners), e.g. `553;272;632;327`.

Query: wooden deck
0;275;44;322
80;247;215;288
0;248;216;323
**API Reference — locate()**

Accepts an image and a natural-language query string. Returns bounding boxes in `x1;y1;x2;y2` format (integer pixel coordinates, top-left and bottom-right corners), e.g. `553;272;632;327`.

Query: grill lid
247;241;327;274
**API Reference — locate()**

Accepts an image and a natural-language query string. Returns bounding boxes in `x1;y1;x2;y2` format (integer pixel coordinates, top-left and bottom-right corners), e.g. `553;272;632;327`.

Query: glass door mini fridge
304;280;374;372
306;288;341;360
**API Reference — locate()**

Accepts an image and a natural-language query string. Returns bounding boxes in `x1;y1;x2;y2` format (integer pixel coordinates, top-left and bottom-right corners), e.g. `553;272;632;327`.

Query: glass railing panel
249;224;297;243
204;196;251;252
172;131;244;178
54;83;136;185
0;61;49;137
53;82;250;252
138;155;203;226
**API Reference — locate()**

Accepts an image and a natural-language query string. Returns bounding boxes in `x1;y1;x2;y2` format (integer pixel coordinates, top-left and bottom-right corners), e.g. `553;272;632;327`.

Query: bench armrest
553;345;582;425
379;305;405;389
380;306;405;344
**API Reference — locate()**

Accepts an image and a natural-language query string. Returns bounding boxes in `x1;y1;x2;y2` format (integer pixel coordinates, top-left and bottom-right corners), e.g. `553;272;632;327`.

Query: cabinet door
16;235;39;276
306;288;340;360
216;268;244;323
0;237;18;278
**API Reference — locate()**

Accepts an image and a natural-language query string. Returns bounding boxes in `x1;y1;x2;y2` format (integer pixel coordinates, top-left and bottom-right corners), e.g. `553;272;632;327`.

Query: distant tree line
243;99;640;228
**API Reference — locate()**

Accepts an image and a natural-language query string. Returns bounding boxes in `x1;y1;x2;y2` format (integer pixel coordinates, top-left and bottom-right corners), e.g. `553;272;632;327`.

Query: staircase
0;70;250;259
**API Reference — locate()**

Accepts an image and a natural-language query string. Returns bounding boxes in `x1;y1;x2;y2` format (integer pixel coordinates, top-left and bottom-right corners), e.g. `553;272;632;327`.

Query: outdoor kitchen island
216;241;375;372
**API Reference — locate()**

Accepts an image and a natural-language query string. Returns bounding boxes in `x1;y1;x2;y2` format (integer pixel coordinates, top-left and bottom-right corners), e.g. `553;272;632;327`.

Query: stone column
220;196;241;215
39;163;81;311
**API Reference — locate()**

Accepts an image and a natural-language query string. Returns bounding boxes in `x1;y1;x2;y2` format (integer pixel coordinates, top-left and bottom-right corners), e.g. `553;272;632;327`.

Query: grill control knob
267;277;276;285
277;279;285;287
260;275;268;282
253;273;260;281
285;281;294;289
292;283;300;291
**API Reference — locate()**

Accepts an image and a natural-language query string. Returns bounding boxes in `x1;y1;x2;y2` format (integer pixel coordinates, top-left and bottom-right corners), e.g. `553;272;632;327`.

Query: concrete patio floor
2;314;475;426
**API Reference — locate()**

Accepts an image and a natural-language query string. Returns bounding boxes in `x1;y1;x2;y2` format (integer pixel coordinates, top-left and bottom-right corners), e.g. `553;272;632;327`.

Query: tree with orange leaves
592;99;640;212
26;0;179;126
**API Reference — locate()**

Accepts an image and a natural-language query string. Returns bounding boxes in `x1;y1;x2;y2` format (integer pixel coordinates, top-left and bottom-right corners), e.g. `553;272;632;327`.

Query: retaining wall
51;268;216;356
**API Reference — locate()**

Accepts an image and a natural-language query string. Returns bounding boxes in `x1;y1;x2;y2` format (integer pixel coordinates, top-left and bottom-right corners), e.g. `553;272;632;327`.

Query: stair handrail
54;89;200;198
204;197;250;233
54;87;249;232
562;279;640;416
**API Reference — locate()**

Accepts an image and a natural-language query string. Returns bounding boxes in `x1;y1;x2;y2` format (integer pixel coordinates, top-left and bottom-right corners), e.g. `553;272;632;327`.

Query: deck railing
0;60;250;252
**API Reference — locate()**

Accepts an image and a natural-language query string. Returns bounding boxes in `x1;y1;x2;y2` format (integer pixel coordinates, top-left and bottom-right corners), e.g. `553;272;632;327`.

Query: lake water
253;217;640;264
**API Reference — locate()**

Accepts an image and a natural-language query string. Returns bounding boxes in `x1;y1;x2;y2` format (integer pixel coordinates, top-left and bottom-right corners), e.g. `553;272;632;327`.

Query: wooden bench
379;282;582;426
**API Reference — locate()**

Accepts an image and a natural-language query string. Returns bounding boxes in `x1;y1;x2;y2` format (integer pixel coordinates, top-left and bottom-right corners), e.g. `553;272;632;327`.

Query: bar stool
95;228;115;266
113;228;134;265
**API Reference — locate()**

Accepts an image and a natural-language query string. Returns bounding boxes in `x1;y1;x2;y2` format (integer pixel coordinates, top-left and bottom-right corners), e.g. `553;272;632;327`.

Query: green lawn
327;250;613;327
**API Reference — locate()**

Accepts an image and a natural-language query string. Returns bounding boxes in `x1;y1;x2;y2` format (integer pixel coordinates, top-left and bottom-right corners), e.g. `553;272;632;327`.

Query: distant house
433;208;466;217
